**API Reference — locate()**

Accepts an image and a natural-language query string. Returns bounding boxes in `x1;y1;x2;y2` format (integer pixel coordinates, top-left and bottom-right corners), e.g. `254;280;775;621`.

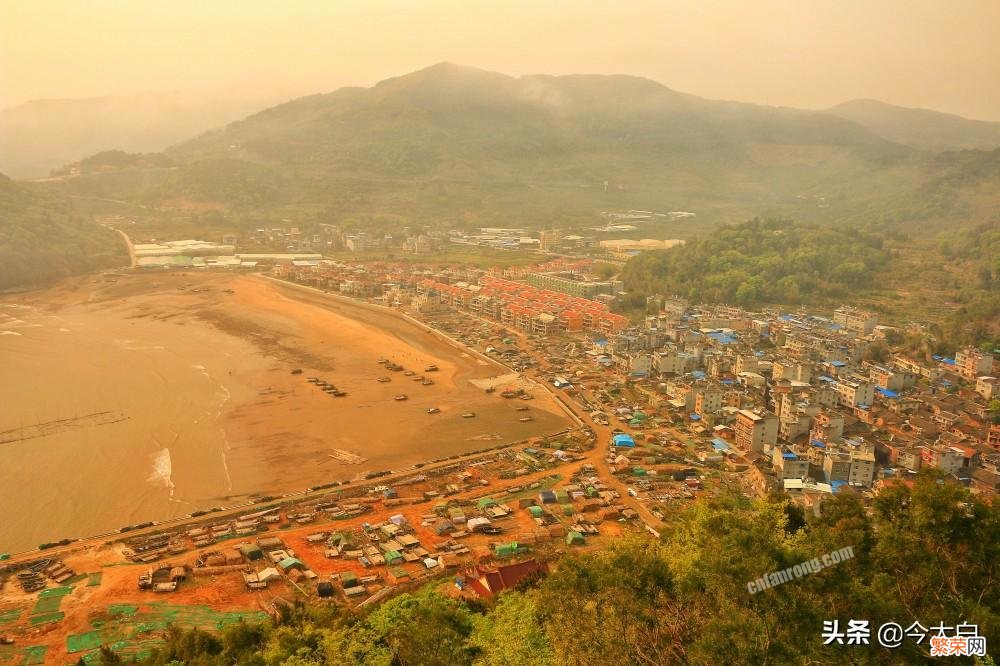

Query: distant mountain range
0;91;289;179
13;63;1000;234
827;98;1000;151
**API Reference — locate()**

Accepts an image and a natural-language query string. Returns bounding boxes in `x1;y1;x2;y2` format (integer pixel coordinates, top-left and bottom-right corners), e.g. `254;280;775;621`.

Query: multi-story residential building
810;412;845;443
772;446;811;480
735;355;760;374
735;410;779;453
772;360;812;384
955;347;994;379
836;379;876;408
538;230;561;252
976;376;998;401
833;306;878;335
921;445;965;475
653;349;693;376
694;386;723;418
823;450;852;483
865;362;917;391
525;272;619;298
848;449;876;487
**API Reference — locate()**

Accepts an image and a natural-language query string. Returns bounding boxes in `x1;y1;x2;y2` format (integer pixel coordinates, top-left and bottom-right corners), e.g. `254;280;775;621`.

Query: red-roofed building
463;559;548;598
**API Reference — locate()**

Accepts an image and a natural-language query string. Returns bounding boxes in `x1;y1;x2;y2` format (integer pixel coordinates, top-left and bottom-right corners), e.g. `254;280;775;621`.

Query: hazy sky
3;0;1000;119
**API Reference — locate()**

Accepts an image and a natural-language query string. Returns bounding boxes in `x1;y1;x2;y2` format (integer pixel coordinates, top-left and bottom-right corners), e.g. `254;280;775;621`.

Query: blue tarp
689;413;701;421
782;452;797;460
707;332;737;344
942;358;956;365
720;379;735;385
831;480;848;492
811;439;826;448
818;375;835;383
612;434;636;447
830;360;847;367
875;387;899;398
711;438;730;451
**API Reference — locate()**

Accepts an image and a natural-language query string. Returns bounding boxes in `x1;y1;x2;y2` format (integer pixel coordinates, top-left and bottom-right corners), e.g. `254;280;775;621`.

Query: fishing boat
394;395;408;401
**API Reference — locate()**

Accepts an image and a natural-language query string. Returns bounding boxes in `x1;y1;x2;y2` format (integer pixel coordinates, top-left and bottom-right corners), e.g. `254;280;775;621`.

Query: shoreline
0;270;573;555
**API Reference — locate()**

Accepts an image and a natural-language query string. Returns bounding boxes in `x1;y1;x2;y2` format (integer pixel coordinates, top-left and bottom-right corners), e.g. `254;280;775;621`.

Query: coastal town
1;226;997;664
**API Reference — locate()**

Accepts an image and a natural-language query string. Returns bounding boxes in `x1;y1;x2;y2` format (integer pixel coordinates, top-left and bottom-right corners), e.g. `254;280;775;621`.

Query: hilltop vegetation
110;472;998;666
619;218;889;307
0;175;127;290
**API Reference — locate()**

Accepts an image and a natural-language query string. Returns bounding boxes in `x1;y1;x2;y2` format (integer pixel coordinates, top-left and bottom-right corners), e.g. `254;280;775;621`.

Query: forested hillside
113;472;997;666
619;218;889;307
0;175;127;290
936;223;1000;349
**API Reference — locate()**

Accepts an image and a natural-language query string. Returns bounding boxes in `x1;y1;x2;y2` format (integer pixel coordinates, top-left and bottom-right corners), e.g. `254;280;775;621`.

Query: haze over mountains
1;63;997;251
827;98;1000;151
0;91;289;179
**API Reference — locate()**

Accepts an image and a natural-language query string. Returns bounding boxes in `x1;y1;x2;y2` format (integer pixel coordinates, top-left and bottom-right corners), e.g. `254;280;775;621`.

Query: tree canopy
619;218;890;307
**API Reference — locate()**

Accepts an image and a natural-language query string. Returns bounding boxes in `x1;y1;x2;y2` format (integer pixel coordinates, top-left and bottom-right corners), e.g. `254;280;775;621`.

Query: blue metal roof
875;387;898;398
711;438;730;451
689;413;701;421
810;439;826;448
782;452;797;460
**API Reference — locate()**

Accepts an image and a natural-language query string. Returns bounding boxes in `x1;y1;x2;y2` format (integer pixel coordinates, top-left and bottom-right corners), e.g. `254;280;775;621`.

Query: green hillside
0;174;128;290
620;218;890;307
48;63;955;233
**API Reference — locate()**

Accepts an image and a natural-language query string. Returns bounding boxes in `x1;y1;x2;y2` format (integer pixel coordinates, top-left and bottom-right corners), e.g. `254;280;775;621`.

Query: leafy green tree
470;591;554;666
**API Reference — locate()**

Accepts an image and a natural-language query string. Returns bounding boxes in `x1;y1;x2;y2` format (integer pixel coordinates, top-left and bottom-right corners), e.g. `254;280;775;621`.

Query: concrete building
772;360;812;384
833;307;878;335
538;230;561;252
921;445;965;476
735;410;779;453
836;379;875;408
848;450;876;487
773;447;811;480
810;412;845;444
525;272;619;299
694;387;723;418
956;348;994;379
976;376;998;401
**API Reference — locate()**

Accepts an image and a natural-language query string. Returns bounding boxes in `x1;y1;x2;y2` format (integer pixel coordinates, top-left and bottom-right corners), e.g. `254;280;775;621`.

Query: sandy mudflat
0;272;569;553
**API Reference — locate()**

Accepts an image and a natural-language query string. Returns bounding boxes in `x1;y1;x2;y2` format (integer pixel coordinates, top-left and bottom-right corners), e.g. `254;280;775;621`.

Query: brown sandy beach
0;272;569;553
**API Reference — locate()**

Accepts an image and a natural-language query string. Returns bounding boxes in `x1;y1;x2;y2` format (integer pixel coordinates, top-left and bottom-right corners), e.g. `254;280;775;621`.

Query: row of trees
88;471;997;666
620;218;889;307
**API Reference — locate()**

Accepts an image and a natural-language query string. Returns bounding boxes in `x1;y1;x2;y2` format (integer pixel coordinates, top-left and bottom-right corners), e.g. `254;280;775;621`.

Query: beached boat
519;416;533;422
394;395;408;401
424;365;438;372
377;377;391;383
461;412;476;418
421;379;434;386
427;407;440;414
